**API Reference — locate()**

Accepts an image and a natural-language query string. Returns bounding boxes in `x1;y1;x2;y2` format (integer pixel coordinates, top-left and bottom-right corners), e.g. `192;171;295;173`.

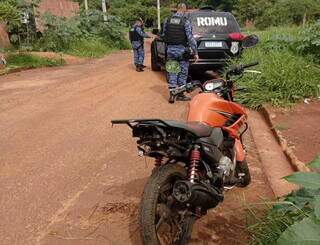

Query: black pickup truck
151;8;246;72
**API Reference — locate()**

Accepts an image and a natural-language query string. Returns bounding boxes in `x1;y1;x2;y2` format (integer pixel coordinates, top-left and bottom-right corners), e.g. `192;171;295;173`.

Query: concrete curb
261;106;310;173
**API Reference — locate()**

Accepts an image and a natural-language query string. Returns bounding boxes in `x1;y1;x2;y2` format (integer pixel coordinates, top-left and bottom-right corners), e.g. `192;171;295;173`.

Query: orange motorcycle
112;36;259;245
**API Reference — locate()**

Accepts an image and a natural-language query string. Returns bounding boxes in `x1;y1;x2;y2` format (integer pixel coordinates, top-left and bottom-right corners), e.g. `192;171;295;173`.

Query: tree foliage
36;10;129;52
235;0;320;29
73;0;320;29
0;0;39;45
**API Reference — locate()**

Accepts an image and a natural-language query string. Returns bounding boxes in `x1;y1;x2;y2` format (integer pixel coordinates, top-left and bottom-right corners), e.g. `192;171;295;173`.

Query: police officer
129;18;150;72
163;3;199;103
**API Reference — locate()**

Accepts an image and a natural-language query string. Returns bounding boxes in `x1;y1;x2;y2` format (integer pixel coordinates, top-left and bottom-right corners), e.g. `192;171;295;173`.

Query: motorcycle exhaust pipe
172;181;223;211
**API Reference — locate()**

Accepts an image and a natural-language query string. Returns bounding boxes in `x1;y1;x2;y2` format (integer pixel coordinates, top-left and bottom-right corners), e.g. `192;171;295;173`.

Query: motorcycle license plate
205;41;223;48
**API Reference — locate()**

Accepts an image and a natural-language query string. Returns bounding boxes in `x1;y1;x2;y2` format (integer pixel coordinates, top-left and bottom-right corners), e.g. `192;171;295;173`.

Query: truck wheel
151;42;161;71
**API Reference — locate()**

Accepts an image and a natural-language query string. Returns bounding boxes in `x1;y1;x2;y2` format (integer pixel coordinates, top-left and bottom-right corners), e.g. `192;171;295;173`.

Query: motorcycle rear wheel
139;164;195;245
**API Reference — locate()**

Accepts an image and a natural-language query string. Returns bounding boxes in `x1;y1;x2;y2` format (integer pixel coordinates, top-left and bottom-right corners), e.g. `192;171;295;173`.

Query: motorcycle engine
218;156;234;177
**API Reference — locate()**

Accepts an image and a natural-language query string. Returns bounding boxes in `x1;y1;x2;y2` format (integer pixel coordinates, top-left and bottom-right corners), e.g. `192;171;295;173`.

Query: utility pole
157;0;161;30
102;0;108;22
84;0;89;15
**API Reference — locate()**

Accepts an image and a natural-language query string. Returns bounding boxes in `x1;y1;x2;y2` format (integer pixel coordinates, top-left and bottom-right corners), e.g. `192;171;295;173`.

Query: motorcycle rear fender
235;139;245;162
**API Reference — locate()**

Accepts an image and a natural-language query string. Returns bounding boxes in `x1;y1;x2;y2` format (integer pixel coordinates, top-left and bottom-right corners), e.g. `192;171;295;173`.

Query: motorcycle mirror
242;35;259;48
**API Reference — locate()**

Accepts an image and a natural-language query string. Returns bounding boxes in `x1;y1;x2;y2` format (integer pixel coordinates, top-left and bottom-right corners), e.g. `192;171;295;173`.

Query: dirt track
0;48;274;245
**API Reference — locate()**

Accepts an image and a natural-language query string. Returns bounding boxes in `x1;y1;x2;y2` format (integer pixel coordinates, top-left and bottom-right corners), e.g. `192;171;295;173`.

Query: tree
0;0;39;45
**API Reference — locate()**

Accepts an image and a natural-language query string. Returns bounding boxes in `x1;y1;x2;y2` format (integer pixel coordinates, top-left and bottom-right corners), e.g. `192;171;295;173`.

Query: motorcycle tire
236;159;251;187
139;164;194;245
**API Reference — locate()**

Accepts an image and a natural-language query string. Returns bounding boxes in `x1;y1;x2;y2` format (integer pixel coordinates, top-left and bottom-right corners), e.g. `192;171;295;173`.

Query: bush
247;155;320;245
109;0;171;27
235;0;320;30
296;22;320;62
35;10;130;56
0;0;38;46
35;13;82;51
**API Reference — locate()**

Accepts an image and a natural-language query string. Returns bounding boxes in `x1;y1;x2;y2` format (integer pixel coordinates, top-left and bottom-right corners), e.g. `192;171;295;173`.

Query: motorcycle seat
164;121;213;138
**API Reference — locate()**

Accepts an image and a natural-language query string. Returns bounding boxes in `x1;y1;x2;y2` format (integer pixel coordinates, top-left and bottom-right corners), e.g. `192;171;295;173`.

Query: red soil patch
30;52;87;65
271;100;320;163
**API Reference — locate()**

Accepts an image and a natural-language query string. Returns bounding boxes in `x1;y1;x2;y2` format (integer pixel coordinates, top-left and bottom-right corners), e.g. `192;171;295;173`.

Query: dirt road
0;48;273;245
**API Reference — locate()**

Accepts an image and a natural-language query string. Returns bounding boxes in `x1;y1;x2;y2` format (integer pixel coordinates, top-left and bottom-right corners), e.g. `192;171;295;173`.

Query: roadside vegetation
0;0;129;71
246;155;320;244
34;11;129;57
4;53;65;69
235;23;320;108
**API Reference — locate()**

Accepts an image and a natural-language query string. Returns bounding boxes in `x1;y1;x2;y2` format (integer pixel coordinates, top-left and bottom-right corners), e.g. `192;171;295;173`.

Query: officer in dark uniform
129;18;150;72
163;3;199;103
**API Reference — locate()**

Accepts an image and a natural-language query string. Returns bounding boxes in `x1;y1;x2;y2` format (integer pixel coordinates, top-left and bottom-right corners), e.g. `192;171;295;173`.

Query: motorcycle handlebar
172;81;201;96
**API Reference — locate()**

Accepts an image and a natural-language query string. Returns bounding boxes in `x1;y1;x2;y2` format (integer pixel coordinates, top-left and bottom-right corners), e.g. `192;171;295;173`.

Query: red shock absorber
189;145;200;183
154;156;163;168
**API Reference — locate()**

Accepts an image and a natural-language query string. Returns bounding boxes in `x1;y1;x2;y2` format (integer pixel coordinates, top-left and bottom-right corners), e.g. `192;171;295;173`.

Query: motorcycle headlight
203;79;224;92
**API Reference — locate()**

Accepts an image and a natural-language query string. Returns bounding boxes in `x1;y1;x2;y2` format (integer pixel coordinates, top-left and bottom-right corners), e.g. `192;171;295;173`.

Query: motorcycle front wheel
139;164;195;245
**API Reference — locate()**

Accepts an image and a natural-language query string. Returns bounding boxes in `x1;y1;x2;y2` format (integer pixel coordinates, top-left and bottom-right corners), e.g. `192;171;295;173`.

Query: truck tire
151;42;161;71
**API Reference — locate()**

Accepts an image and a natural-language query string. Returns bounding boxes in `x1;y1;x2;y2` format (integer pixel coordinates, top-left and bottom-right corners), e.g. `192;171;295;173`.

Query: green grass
234;26;320;108
246;155;320;245
66;38;118;58
245;201;305;245
5;53;65;70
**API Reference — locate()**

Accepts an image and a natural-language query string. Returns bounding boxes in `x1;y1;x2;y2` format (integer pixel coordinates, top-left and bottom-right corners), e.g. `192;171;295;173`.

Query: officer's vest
129;26;143;42
164;16;188;46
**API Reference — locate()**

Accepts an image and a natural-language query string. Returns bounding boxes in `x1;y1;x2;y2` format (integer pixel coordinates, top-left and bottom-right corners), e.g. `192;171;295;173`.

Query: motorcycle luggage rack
111;119;171;129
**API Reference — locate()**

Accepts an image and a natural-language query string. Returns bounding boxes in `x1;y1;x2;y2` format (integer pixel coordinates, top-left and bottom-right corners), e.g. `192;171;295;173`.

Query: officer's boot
139;64;145;71
136;65;143;72
168;91;175;104
176;92;191;101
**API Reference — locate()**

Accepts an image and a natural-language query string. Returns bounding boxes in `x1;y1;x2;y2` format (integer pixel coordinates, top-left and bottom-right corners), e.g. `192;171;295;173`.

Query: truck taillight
228;32;245;41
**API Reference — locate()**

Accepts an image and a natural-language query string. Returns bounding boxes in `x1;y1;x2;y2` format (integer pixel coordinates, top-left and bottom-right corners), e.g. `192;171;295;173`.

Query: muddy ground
0;47;274;245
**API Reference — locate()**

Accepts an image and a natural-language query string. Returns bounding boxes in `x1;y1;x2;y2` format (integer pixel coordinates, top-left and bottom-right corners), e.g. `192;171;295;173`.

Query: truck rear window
188;11;240;35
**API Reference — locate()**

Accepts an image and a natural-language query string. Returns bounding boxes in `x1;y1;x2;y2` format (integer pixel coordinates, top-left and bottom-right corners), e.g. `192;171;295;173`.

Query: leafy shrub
235;0;320;30
109;0;171;27
0;0;39;45
35;13;82;51
247;155;320;245
35;10;130;56
296;22;320;62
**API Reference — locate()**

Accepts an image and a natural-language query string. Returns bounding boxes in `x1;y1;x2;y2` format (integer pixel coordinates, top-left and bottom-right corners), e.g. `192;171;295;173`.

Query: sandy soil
0;47;274;245
271;100;320;163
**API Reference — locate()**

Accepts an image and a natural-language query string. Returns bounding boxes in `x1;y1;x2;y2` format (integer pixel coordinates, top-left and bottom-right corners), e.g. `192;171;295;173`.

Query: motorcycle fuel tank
187;93;246;130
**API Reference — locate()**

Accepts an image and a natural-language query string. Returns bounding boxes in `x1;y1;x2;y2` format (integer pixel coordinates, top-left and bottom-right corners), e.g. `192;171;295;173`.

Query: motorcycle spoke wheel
156;188;181;244
139;164;194;245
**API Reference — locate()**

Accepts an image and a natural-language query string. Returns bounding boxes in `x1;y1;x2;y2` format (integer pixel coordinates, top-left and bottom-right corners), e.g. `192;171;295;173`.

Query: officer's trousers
132;41;145;67
167;45;189;90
